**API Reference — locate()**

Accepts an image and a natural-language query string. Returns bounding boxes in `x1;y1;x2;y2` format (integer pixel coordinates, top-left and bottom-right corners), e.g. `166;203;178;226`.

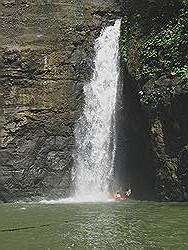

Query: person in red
113;188;132;201
113;191;123;201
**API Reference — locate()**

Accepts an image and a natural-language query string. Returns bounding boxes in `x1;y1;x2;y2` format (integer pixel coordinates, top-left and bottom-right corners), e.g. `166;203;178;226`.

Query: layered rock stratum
0;0;120;202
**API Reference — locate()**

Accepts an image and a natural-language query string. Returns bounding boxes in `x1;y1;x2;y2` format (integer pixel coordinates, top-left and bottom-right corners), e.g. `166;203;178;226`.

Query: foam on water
38;197;115;204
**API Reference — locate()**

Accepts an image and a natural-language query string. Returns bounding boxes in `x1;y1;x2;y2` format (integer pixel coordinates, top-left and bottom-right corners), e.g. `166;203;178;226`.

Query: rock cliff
1;0;187;202
118;0;188;201
0;0;121;202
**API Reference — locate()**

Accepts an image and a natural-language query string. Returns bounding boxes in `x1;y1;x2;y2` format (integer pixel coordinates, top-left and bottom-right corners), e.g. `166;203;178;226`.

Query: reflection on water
0;202;188;249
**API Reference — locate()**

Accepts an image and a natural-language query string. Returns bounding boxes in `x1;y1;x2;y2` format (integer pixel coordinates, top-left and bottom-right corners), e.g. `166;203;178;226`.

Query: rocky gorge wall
0;0;121;202
1;0;187;203
118;0;188;201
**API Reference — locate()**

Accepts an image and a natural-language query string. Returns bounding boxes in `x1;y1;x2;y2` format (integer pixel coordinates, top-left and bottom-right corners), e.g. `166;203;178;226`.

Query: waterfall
73;20;121;202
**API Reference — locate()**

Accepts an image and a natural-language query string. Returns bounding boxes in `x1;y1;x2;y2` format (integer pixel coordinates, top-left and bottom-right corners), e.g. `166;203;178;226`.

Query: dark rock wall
0;0;121;202
115;65;156;200
119;0;188;201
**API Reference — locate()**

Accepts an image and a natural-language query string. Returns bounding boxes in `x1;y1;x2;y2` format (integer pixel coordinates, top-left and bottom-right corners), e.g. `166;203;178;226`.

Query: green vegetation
139;81;187;109
119;0;188;202
120;6;188;82
119;16;128;63
140;12;188;80
120;1;188;109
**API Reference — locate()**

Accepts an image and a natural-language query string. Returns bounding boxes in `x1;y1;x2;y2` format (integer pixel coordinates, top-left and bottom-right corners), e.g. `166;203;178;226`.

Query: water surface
0;201;188;249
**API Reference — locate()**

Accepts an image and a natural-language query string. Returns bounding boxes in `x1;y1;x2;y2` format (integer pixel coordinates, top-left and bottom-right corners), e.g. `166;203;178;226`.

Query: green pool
0;201;188;249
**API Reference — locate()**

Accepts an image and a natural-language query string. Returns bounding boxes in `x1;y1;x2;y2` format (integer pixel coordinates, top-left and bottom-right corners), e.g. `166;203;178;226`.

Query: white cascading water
72;20;121;202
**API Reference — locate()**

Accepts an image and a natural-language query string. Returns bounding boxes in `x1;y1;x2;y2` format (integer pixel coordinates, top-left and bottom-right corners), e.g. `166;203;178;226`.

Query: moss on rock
120;0;188;201
120;0;188;82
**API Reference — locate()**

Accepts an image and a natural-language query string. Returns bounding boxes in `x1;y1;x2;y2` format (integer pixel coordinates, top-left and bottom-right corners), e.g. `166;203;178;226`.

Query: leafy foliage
139;12;188;80
120;3;188;81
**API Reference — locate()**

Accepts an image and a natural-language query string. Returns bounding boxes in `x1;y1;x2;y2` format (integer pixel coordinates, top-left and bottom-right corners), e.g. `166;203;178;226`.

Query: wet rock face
0;0;121;202
119;0;188;201
115;65;156;200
